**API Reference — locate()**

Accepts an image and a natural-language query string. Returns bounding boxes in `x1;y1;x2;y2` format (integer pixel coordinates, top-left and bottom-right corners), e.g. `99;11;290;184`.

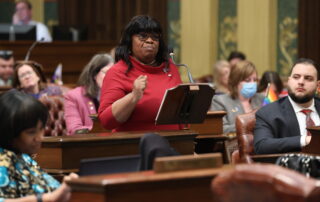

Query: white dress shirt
16;20;52;42
28;20;52;42
288;96;320;146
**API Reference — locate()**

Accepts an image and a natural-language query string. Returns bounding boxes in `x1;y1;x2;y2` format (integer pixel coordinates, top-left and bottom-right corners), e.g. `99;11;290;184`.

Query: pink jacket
64;86;97;135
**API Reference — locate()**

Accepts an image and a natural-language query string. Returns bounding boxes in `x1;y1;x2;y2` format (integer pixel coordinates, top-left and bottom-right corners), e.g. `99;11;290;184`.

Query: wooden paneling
0;41;115;83
57;0;168;42
298;0;320;62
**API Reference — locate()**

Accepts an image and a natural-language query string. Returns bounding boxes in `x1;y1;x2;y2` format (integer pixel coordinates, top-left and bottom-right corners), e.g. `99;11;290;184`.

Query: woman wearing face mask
210;60;264;133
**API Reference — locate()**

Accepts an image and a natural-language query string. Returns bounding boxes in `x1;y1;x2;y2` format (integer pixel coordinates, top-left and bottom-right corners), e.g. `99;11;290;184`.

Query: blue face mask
240;82;257;98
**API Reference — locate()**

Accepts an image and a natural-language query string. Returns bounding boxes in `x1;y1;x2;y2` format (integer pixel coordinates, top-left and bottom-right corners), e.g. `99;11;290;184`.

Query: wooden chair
39;95;67;136
211;163;320;202
194;74;213;83
0;86;12;94
231;109;258;164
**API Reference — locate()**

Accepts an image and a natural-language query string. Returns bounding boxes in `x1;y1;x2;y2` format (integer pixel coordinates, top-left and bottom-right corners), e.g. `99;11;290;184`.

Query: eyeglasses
136;32;160;41
18;70;35;79
15;60;44;80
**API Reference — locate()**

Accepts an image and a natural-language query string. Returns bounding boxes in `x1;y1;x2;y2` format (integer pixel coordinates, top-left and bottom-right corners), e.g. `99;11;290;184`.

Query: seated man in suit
254;58;320;154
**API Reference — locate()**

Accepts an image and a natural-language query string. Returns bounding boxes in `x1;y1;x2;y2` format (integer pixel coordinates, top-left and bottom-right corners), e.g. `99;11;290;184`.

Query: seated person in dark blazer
254;58;320;154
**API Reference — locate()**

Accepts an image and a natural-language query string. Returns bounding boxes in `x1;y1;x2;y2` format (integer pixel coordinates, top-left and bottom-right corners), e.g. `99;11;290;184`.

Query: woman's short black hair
258;71;284;94
115;15;169;73
0;89;48;152
227;51;246;62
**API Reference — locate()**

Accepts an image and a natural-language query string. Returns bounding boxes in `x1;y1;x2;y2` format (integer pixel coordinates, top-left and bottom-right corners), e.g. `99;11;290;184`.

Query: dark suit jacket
254;96;320;154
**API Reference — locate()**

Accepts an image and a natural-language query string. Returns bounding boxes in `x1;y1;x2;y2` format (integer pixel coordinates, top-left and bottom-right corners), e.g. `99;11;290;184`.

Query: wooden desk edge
42;130;198;143
67;165;233;190
195;134;229;140
207;111;227;116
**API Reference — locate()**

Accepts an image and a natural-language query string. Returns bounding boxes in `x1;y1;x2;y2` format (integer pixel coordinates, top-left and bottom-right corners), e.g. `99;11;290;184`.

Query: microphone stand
25;38;44;61
169;52;194;83
168;50;195;129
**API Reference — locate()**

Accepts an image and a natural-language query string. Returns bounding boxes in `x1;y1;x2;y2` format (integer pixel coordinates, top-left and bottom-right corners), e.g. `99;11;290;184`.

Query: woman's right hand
132;75;147;102
109;75;148;123
42;183;70;202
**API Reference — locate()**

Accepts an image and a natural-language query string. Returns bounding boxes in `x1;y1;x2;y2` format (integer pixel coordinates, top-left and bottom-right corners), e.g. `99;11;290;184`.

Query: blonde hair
213;60;230;93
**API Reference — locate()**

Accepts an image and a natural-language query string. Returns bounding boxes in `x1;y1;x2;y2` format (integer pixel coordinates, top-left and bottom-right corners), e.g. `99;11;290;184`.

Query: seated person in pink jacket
64;53;114;135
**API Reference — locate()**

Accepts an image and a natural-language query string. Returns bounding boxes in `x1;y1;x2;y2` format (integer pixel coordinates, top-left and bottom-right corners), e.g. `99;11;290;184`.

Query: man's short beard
288;88;315;104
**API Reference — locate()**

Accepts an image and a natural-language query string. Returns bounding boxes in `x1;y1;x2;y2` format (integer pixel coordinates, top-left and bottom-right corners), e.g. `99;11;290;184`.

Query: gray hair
78;53;114;99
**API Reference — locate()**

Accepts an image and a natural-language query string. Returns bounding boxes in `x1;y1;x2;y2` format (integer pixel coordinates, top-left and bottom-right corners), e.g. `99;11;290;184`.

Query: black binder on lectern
155;83;215;125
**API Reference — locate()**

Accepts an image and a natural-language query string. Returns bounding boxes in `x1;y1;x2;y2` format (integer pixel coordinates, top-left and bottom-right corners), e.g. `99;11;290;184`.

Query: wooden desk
190;111;226;136
246;125;320;163
68;166;232;202
0;41;116;83
35;130;197;173
304;126;320;154
191;111;229;162
73;111;228;165
90;111;227;135
251;154;285;164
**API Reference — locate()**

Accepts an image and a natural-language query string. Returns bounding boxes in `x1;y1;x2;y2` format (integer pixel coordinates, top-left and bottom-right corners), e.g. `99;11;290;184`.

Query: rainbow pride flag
262;85;278;106
51;63;63;85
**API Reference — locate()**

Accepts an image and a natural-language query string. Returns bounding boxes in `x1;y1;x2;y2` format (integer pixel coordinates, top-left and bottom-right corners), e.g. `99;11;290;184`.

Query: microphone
69;27;79;42
25;37;44;61
9;25;15;41
168;48;194;83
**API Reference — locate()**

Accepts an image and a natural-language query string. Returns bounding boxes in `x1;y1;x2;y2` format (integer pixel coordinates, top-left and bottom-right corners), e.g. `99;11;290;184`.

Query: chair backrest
39;95;67;136
79;155;141;176
234;109;258;163
194;74;213;83
211;163;320;202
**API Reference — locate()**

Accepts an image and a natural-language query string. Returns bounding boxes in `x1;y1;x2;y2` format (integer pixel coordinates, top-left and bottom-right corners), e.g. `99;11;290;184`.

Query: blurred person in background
227;51;246;69
12;0;52;42
211;60;263;133
13;61;62;99
258;70;287;98
64;53;114;135
213;60;230;94
0;50;14;86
